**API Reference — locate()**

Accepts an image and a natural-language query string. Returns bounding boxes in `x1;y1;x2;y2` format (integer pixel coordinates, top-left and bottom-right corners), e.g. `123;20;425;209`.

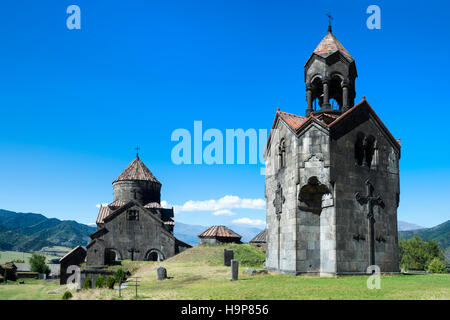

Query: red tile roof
277;110;307;130
271;99;401;149
313;31;354;61
113;155;160;184
108;199;126;208
96;201;165;225
96;205;112;225
198;225;242;239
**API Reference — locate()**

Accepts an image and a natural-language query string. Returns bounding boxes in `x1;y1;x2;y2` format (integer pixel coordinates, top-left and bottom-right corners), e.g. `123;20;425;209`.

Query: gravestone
157;266;167;280
224;249;234;266
231;260;239;281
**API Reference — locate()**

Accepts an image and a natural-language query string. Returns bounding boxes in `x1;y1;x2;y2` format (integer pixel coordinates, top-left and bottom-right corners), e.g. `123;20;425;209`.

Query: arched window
278;138;286;169
364;135;376;168
311;77;323;111
328;75;343;109
298;176;331;214
355;132;365;166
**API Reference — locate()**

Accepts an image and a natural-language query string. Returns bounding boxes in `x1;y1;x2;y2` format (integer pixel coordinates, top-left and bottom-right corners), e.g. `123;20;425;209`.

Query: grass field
0;250;62;264
73;244;450;300
0;278;62;300
1;244;449;300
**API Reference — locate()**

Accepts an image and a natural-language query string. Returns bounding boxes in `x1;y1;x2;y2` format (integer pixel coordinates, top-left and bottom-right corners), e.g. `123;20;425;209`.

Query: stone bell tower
264;25;400;276
304;24;357;116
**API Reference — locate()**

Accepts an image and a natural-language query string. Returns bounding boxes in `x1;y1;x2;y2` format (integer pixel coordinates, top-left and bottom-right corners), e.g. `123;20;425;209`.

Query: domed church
86;153;190;265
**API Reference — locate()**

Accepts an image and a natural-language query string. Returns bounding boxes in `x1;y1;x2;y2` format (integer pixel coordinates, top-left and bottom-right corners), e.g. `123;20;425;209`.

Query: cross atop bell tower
304;22;358;116
326;13;333;32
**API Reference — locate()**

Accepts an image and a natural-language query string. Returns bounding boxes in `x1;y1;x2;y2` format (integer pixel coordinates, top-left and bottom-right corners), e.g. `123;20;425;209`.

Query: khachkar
263;25;400;276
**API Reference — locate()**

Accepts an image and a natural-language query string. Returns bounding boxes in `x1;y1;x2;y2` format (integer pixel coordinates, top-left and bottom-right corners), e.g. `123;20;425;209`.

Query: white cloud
232;217;266;227
161;200;170;208
172;195;265;212
87;222;97;227
212;209;236;216
95;203;108;208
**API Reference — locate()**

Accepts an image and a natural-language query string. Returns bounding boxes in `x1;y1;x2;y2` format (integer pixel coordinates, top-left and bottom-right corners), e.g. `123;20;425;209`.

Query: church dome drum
112;154;161;205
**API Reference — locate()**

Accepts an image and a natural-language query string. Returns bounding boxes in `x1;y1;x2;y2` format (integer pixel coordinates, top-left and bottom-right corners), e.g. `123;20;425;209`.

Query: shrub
114;268;126;282
106;276;116;289
29;253;50;275
62;291;73;300
83;277;92;289
95;276;105;288
428;258;447;274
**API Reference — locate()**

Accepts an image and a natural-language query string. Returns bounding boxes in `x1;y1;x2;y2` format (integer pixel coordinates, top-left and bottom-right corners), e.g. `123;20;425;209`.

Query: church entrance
298;177;331;274
105;248;121;265
145;249;165;261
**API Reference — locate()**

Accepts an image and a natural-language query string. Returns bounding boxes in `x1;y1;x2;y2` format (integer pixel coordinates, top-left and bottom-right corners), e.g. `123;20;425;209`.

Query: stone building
59;246;86;285
86;154;190;265
249;229;267;248
264;26;400;276
198;226;242;245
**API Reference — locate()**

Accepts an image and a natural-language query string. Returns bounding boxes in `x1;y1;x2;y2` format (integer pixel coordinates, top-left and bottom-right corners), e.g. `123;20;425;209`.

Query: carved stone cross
128;248;140;261
355;180;385;266
273;183;285;220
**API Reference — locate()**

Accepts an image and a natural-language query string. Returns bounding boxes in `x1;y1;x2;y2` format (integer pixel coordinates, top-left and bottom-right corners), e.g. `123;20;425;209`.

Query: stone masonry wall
296;124;336;275
330;116;400;273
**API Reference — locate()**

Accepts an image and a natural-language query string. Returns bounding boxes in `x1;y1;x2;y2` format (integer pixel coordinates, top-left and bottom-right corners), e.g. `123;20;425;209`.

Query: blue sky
0;0;449;228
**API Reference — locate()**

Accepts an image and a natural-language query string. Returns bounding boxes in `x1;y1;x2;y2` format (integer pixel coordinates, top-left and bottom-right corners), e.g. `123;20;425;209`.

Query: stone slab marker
224;249;234;266
157;266;167;280
231;260;239;281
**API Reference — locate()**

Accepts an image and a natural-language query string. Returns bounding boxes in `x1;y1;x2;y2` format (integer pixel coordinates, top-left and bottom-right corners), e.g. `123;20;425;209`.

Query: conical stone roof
312;30;354;62
113;155;160;184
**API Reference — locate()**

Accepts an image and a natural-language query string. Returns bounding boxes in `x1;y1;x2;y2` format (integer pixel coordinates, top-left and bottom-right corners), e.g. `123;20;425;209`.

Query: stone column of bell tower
304;26;357;116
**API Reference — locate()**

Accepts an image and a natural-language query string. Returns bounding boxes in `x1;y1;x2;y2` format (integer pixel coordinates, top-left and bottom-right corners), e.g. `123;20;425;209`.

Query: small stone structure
157;266;167;280
59;246;86;285
249;229;266;248
198;225;242;245
245;268;268;275
224;249;234;266
231;260;239;281
86;153;191;266
264;26;400;276
80;267;115;289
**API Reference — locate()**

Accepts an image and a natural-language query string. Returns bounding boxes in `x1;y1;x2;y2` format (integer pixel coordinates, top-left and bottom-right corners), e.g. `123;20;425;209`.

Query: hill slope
0;209;95;251
399;220;450;259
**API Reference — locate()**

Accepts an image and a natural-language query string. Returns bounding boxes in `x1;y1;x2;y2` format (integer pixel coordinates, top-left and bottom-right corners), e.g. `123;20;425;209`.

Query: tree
399;236;445;271
428;258;446;274
29;253;50;275
114;268;126;282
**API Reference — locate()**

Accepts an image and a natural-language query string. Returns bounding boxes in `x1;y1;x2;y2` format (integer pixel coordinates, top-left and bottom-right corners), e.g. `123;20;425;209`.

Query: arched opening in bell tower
328;75;343;110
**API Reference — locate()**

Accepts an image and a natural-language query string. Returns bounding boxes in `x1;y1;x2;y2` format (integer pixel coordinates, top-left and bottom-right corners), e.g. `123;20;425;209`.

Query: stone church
264;26;401;276
86;153;190;265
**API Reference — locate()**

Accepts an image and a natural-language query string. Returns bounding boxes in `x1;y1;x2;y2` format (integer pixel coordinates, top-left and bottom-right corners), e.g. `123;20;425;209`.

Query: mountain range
398;220;450;259
0;209;448;258
0;209;95;251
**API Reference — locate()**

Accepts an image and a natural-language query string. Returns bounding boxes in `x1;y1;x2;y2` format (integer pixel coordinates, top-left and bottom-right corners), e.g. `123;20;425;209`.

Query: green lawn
0;278;63;300
1;245;449;300
72;245;450;300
